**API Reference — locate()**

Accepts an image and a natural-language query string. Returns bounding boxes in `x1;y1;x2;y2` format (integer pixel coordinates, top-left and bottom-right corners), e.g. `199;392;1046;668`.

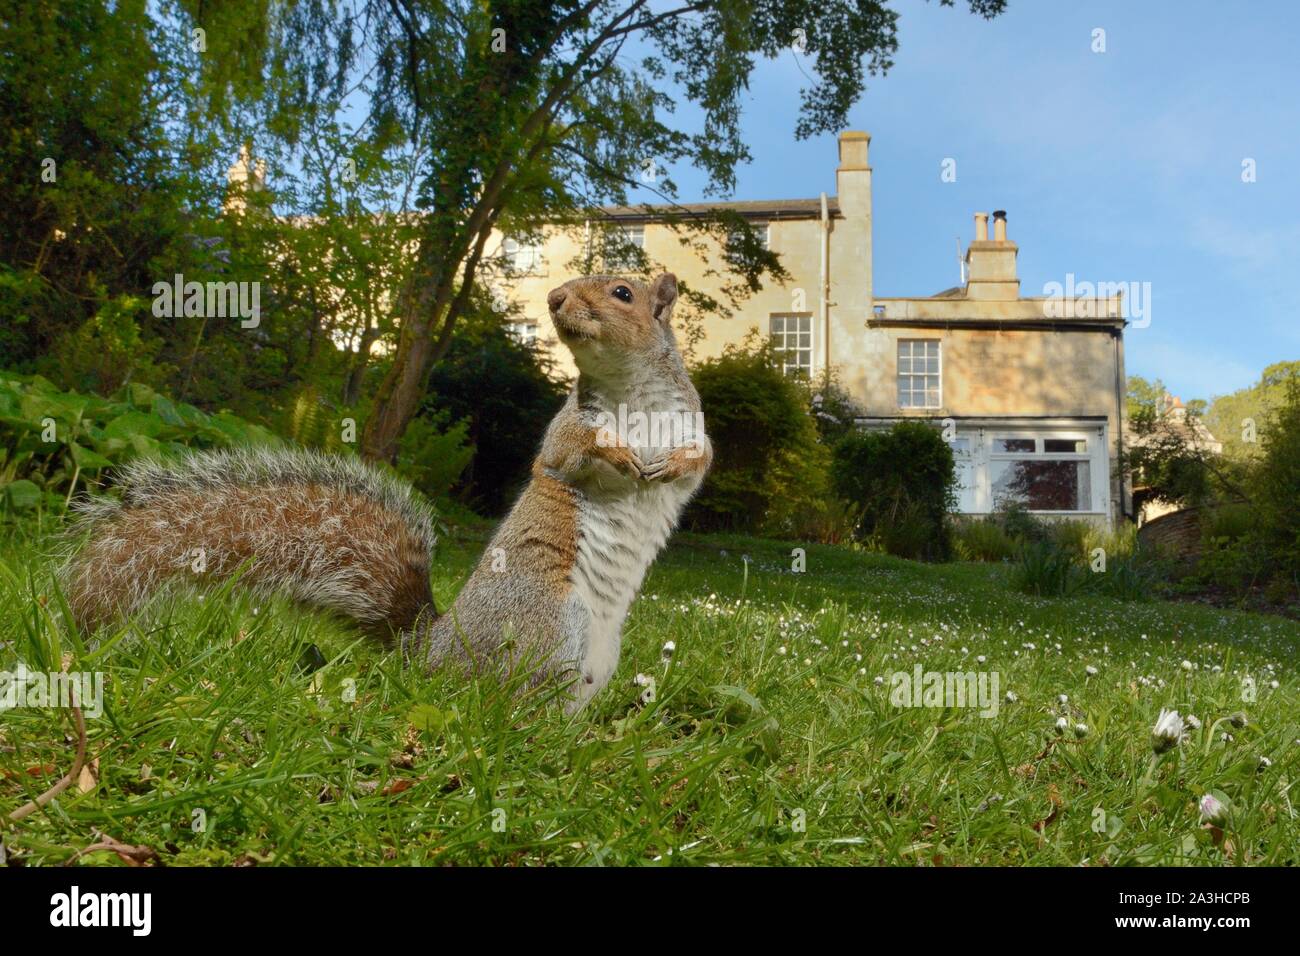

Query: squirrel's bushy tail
64;447;439;635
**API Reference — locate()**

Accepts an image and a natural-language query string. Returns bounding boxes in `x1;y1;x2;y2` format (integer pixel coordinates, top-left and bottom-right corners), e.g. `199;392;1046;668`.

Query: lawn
2;519;1297;866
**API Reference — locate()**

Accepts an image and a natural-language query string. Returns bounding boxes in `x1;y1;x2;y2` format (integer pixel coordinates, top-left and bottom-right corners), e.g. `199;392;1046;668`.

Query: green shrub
1087;550;1157;601
1202;502;1257;543
1252;379;1300;575
423;313;567;515
831;421;956;561
1013;540;1085;597
1194;534;1270;596
1047;519;1092;560
687;341;831;535
996;501;1051;546
396;412;474;501
953;517;1018;562
0;370;279;519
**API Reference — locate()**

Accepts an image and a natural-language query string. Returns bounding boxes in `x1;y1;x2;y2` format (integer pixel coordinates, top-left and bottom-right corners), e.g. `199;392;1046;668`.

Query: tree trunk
359;301;438;462
342;316;377;407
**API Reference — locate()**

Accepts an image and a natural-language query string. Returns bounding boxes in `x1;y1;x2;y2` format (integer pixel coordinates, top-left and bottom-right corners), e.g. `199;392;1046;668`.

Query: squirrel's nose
547;288;567;313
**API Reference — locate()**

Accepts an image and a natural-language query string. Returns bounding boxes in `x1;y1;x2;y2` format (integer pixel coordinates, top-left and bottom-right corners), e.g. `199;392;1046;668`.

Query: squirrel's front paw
591;437;644;480
640;445;704;482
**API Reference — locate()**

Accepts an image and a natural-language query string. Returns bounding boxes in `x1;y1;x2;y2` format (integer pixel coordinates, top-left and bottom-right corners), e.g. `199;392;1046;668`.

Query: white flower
1257;756;1272;770
1005;691;1018;703
1180;660;1194;671
976;655;986;664
1074;723;1089;739
661;640;676;661
777;646;787;656
1058;694;1069;706
1055;717;1069;735
1152;708;1184;754
1085;665;1098;677
633;673;653;687
1221;732;1234;744
1199;794;1227;825
1270;680;1280;690
873;676;884;687
1185;714;1202;730
1230;712;1248;729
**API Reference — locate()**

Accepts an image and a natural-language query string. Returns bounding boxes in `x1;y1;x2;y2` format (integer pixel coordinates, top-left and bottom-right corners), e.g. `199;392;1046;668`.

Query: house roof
599;197;839;221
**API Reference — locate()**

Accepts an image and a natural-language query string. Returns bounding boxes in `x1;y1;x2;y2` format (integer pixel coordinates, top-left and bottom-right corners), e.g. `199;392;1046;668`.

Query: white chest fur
566;386;704;705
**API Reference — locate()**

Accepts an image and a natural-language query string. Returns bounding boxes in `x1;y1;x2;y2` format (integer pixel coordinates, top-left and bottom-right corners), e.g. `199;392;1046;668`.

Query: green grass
1;521;1298;866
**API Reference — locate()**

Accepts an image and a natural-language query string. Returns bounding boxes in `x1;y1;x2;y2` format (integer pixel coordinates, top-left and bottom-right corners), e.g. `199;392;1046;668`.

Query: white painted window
989;433;1094;512
770;313;812;377
948;435;977;514
502;237;543;274
603;224;644;271
507;320;538;346
898;340;941;409
729;221;769;251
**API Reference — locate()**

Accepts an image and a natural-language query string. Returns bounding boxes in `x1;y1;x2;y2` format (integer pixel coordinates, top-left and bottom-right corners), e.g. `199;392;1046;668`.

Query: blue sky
630;0;1299;403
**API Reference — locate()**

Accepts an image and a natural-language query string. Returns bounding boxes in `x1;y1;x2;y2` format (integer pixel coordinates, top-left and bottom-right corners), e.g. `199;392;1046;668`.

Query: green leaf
408;704;446;733
3;479;42;510
69;443;114;471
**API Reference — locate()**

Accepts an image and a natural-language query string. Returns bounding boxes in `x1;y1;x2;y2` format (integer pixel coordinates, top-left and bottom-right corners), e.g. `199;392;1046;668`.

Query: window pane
991;460;1091;511
995;438;1036;453
1045;438;1087;453
771;316;785;334
950;437;971;454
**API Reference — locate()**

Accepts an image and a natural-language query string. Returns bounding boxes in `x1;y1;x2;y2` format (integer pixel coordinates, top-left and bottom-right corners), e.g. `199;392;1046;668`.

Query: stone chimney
225;144;267;214
830;130;874;357
965;207;1019;300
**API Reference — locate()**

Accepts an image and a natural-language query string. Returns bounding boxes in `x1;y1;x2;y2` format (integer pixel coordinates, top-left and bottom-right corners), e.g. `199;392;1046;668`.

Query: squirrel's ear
651;273;678;324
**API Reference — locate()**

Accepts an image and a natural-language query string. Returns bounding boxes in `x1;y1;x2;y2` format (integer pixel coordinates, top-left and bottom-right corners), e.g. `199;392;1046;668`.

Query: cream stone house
501;132;1132;526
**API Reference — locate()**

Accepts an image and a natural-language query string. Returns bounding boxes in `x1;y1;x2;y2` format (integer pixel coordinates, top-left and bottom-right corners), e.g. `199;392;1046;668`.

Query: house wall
490;131;1130;525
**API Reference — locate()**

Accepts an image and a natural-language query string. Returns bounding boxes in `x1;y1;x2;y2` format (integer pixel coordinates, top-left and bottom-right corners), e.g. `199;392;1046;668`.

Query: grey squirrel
65;273;712;710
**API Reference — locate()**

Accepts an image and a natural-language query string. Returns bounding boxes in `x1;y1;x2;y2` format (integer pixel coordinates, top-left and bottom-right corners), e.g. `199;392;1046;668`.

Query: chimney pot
992;209;1007;241
974;212;989;241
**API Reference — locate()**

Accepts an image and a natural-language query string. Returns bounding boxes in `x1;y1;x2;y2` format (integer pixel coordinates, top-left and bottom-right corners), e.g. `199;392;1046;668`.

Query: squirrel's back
65;447;438;634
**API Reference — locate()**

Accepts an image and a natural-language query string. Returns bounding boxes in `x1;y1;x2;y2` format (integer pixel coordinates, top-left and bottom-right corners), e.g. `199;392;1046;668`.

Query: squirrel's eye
612;285;633;303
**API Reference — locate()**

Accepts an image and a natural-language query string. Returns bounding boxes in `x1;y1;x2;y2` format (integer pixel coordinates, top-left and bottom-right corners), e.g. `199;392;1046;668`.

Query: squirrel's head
547;273;678;375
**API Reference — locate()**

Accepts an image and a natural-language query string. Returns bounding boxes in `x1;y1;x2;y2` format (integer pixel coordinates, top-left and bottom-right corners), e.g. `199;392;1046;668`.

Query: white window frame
770;313;813;378
603;224;644;272
897;339;942;409
502;236;544;275
507;319;539;346
987;430;1099;514
854;419;1110;517
729;221;770;252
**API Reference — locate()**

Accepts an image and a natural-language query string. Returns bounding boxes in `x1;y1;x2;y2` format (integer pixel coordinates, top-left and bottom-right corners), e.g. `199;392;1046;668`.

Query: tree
1251;379;1300;579
358;0;1007;461
0;0;203;371
831;421;956;561
686;339;830;533
1203;361;1300;461
212;0;1003;461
